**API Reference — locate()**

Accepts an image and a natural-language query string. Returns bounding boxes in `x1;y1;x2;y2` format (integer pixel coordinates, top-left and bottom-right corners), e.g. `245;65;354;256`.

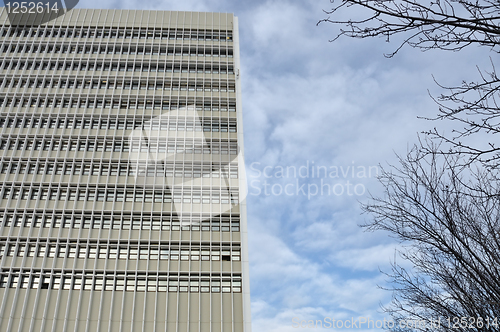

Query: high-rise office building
0;8;251;332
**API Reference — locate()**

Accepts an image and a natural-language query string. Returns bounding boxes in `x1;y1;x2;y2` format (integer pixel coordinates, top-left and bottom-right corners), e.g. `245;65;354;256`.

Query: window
68;246;76;258
104;278;114;290
84;277;93;290
137;279;146;291
109;247;117;259
139;248;148;259
2;188;11;199
53;276;61;290
10;276;19;288
94;278;103;290
96;190;105;201
88;246;97;258
77;246;86;258
57;246;67;258
31;276;40;289
98;246;107;259
37;246;46;257
48;245;56;258
129;248;138;259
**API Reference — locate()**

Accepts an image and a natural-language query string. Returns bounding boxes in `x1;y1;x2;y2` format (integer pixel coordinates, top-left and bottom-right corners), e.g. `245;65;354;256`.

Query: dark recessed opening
222;255;230;261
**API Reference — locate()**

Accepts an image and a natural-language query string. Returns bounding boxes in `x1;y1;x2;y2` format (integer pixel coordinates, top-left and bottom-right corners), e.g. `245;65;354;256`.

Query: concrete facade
0;8;251;332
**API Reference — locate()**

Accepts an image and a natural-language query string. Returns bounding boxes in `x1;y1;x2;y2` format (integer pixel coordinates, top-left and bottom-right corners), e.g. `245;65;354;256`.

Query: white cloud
330;244;399;271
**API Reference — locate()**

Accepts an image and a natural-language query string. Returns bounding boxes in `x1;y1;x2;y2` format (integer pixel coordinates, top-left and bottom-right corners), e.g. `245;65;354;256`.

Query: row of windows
1;77;236;92
0;97;236;111
0;138;239;155
1;60;235;74
0;242;241;261
3;27;233;41
0;161;238;179
0;115;237;132
2;44;234;57
1;186;239;204
1;211;240;231
0;272;242;292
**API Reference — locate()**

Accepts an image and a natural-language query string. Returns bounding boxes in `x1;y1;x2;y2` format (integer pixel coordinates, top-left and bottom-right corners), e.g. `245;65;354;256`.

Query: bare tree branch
319;0;500;57
320;1;500;168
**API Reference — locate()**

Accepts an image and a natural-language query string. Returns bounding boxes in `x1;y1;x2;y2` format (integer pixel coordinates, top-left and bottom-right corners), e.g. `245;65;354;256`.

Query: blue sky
25;0;492;330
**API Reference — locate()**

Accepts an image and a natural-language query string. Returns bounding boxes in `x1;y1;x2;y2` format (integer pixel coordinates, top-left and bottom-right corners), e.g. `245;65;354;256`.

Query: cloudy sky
49;0;493;330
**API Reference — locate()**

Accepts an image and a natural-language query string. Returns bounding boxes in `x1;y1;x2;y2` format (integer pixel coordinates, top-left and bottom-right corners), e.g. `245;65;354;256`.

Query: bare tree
319;0;500;330
319;0;500;168
363;142;500;331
